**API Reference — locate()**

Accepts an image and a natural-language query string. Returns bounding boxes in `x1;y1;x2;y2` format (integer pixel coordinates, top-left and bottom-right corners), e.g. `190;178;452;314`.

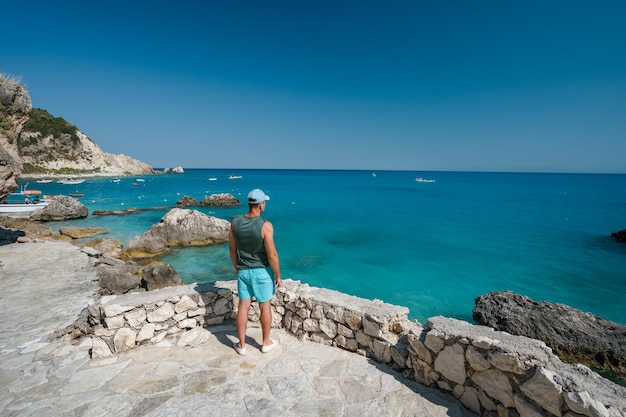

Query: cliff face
0;74;154;200
18;108;153;176
0;74;30;198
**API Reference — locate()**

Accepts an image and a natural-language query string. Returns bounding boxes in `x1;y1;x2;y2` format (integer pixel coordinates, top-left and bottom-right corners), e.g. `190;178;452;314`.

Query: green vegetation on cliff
22;108;80;145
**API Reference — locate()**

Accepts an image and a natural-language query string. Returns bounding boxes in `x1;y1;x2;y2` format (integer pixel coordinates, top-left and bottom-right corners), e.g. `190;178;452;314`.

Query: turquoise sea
21;170;626;325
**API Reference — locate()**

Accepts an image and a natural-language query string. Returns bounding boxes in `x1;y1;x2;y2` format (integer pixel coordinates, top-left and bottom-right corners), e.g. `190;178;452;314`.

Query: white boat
208;177;217;181
111;178;121;183
58;178;85;185
36;179;54;184
0;201;49;213
135;178;146;182
228;175;242;179
415;177;436;183
1;187;51;213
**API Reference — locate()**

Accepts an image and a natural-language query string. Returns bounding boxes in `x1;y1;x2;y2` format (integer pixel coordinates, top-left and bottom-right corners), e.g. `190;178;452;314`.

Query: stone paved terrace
0;240;477;416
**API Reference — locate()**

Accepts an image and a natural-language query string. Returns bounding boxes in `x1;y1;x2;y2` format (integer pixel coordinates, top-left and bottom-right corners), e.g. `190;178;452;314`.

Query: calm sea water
23;170;626;325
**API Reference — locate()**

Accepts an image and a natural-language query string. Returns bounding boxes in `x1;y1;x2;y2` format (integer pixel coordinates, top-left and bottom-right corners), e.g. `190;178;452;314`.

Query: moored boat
0;186;51;213
58;178;85;185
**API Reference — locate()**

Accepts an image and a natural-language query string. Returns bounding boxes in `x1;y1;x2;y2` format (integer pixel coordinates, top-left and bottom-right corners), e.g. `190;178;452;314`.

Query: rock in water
30;195;88;221
122;208;230;258
611;229;626;242
473;290;626;379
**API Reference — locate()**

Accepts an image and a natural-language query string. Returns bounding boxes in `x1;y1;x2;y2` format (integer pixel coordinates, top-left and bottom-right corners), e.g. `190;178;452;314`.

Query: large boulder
199;193;239;207
141;264;182;290
473;290;626;378
122;208;230;259
29;195;88;221
176;195;198;206
97;263;142;295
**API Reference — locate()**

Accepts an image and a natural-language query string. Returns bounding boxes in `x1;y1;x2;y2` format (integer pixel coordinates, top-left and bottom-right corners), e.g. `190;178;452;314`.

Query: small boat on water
228;175;243;180
36;179;54;184
111;178;121;183
415;177;436;183
58;178;85;185
135;179;145;182
208;177;217;181
0;185;51;213
69;193;84;197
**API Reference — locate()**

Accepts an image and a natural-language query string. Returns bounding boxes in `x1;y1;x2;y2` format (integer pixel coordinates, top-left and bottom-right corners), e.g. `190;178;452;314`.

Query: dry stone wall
88;280;626;417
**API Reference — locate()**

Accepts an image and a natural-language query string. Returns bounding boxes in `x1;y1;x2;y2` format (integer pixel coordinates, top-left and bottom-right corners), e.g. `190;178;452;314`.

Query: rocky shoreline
2;208;626;416
473;291;626;384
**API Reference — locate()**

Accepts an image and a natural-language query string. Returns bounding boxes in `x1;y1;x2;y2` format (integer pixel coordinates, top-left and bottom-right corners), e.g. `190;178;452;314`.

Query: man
229;188;282;355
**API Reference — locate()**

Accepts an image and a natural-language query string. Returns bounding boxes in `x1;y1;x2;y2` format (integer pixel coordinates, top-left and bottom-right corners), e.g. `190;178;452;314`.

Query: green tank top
232;215;268;269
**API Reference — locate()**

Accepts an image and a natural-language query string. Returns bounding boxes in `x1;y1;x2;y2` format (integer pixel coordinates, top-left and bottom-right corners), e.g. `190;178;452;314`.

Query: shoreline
17;171;164;180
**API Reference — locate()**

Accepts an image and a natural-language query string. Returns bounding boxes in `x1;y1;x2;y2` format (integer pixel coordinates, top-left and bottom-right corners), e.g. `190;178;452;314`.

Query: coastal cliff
0;73;154;200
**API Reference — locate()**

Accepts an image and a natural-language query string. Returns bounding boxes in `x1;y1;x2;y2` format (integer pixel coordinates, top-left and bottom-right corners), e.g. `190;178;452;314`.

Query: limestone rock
84;237;123;258
520;367;562;416
97;264;141;295
60;226;107;239
113;328;136;353
0;74;29;200
124;235;169;258
199;193;240;207
141;263;182;290
122;208;230;258
0;146;19;200
0;215;53;240
176;195;198;206
473;290;626;378
29;195;88;221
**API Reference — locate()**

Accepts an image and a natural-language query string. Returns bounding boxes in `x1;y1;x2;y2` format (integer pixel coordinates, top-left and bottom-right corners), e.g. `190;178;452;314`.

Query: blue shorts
237;267;275;303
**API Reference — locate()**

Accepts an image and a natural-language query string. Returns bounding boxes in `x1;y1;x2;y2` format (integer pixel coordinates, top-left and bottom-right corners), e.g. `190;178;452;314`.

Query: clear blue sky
3;1;625;172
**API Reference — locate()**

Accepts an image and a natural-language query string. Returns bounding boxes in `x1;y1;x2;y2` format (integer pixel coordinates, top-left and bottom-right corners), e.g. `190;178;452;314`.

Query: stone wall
88;280;626;417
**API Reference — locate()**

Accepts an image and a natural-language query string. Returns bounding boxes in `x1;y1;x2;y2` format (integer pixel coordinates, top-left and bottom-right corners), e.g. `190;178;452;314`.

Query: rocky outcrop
199;193;240;207
19;109;154;176
0;146;19;200
83;237;123;259
611;229;626;242
1;73;154;183
0;74;31;199
29;195;88;221
92;206;171;216
161;166;184;174
141;264;182;291
122;208;230;259
176;193;240;207
0;215;54;241
176;195;198;206
472;290;626;378
96;262;142;295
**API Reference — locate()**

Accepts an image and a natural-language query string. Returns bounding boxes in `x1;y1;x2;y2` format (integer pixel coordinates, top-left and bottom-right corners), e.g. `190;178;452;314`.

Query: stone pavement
0;240;478;416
